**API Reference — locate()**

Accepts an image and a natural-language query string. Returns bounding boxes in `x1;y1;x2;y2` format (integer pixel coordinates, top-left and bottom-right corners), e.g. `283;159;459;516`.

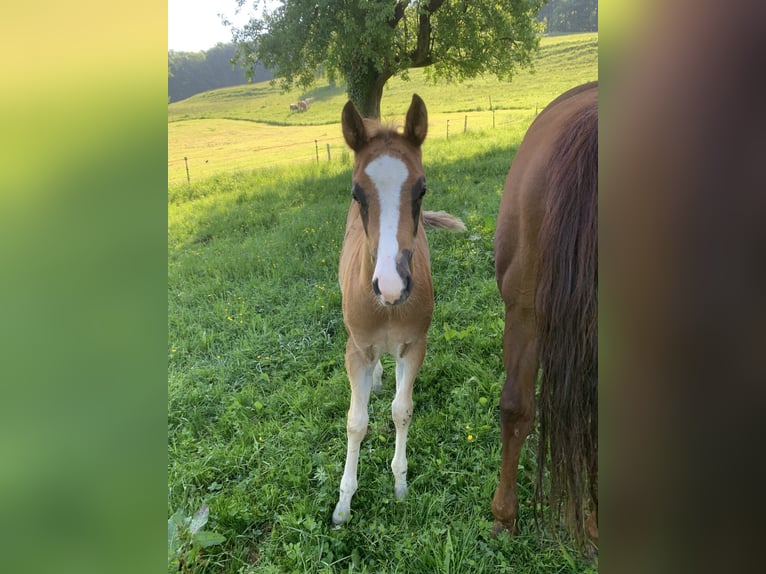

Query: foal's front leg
391;338;426;499
332;340;375;525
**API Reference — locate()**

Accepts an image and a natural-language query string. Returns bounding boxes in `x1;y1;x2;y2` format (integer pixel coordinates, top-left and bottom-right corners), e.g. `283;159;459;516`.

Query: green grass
169;32;598;573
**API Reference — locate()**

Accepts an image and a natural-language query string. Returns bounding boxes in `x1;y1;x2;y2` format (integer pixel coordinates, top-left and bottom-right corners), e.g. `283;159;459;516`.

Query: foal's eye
412;178;427;203
351;185;365;204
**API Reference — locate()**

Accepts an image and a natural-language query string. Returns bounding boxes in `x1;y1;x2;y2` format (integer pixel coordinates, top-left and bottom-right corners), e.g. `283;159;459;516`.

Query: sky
168;0;255;52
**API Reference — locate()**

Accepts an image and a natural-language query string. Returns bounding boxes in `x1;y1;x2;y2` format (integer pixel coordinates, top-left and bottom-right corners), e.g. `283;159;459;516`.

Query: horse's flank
492;81;598;546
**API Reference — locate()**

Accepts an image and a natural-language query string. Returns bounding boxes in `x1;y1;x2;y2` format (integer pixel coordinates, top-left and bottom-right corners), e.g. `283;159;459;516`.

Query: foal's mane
361;118;402;143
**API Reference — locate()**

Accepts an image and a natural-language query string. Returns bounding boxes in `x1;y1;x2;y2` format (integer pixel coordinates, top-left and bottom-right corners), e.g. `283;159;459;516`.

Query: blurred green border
0;3;167;573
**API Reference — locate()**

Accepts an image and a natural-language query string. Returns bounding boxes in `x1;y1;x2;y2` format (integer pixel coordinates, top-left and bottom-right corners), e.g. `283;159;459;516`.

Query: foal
332;95;465;525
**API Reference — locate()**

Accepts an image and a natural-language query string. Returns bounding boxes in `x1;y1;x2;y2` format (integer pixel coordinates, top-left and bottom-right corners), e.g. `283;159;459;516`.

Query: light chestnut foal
332;95;465;525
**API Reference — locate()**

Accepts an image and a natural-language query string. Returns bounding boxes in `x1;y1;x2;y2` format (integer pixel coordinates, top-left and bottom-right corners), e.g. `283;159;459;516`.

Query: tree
233;0;545;118
168;43;272;103
538;0;597;33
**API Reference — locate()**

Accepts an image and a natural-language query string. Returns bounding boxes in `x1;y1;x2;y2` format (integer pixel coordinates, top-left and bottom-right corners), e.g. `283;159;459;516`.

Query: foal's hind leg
391;338;426;499
332;340;376;525
492;305;538;535
372;360;383;393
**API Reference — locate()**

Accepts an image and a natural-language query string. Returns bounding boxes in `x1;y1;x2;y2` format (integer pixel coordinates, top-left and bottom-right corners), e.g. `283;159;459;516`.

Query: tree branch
409;0;446;68
387;1;409;28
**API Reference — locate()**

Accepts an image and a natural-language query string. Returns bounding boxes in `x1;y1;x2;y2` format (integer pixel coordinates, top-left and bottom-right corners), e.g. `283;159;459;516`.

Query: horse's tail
535;97;598;544
423;210;466;232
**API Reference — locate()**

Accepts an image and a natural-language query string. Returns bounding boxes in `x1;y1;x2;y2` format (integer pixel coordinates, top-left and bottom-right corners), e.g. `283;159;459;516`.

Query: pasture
169;32;598;573
168;33;597;186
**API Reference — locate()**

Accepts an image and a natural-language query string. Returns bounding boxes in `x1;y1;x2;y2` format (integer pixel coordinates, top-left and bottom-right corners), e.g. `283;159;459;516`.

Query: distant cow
298;100;308;112
290;103;299;112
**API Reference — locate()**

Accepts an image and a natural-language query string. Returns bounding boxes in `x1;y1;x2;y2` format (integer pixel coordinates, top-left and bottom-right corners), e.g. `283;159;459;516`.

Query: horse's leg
492;305;538;535
332;340;375;525
391;338;426;499
372;360;383;393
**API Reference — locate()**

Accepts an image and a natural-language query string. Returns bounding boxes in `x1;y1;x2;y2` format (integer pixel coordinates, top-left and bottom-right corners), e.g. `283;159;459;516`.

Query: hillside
168;32;597;186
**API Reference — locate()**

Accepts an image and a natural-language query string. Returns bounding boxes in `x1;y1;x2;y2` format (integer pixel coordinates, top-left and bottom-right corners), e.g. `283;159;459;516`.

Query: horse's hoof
394;483;408;499
332;505;350;526
491;519;519;537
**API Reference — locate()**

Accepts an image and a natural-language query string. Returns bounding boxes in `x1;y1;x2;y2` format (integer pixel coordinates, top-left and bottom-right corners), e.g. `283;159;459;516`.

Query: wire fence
168;108;537;187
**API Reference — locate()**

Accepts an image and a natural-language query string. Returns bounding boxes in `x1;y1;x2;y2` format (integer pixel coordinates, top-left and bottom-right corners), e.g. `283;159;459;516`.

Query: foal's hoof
394;483;408;499
332;504;351;526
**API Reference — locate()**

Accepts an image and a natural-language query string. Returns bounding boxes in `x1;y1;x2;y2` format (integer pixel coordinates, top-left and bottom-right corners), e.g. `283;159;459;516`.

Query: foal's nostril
403;275;412;295
372;278;381;297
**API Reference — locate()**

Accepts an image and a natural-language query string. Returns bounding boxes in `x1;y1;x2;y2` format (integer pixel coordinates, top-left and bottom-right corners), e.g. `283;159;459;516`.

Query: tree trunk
346;63;391;119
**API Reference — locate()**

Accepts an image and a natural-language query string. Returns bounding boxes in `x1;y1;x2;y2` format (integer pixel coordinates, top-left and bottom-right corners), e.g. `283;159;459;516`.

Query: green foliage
168;504;226;572
539;0;598;33
234;0;545;117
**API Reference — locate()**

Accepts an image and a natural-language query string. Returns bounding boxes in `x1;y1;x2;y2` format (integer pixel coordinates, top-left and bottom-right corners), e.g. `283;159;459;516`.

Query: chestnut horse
332;95;465;525
492;81;598;545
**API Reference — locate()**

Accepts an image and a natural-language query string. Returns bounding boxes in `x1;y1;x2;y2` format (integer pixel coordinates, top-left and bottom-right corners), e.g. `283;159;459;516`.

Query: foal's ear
341;100;367;152
404;94;428;147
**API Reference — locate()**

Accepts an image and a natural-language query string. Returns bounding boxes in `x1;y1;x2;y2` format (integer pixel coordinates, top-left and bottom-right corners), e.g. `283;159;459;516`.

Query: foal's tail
423;210;466;232
535;97;598;544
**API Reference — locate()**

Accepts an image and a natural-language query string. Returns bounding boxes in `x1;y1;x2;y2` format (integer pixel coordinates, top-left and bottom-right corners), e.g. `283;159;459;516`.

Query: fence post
446;119;450;140
184;156;190;184
315;140;319;163
326;143;331;162
464;115;467;134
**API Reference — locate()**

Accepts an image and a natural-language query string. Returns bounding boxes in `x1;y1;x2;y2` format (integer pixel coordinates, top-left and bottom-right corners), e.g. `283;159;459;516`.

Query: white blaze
364;155;408;303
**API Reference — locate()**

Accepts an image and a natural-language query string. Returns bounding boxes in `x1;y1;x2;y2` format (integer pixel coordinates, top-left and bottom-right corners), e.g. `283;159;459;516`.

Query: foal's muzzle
372;274;412;306
372;251;413;306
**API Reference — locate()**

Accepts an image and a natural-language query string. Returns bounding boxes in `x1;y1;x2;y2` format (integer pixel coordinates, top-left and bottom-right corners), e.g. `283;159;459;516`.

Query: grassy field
168;33;597;186
169;32;598;573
